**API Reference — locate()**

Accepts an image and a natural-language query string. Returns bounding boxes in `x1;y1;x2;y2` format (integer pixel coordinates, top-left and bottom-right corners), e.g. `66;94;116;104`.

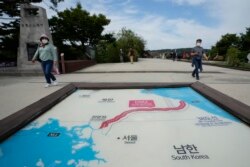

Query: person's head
40;34;49;44
196;39;202;46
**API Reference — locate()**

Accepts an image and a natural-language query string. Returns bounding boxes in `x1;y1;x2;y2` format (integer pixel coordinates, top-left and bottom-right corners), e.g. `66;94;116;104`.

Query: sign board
0;82;249;167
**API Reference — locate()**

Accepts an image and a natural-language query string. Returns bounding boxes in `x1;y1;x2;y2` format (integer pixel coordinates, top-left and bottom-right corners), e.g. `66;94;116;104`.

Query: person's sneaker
52;81;58;86
44;83;51;88
192;73;195;77
196;77;200;80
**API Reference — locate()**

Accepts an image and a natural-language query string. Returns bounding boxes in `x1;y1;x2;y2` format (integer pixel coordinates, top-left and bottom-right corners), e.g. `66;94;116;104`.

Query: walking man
191;39;208;80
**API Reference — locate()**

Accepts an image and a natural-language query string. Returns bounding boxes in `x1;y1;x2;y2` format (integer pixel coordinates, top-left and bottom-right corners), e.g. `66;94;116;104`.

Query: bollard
60;53;66;74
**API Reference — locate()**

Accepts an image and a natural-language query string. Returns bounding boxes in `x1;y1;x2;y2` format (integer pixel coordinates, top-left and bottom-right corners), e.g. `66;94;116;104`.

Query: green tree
96;28;146;63
215;33;240;58
0;0;64;61
0;19;19;61
49;3;110;59
0;1;21;61
240;27;250;52
238;27;250;62
96;40;120;63
209;46;219;60
95;33;119;63
116;28;146;60
227;47;240;67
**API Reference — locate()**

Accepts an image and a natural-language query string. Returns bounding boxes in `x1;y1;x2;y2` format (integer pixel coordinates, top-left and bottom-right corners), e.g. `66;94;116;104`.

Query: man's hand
32;59;35;63
203;54;208;61
191;52;197;56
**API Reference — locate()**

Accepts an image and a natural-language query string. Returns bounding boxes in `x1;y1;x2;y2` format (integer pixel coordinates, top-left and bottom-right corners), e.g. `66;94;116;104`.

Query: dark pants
192;57;203;71
192;58;202;79
41;60;56;84
200;60;203;72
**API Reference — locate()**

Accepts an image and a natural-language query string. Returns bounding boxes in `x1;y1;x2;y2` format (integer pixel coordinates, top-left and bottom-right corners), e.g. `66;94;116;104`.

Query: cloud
207;0;250;32
123;6;139;14
154;0;206;6
105;14;218;49
35;0;250;50
172;0;206;5
104;0;250;49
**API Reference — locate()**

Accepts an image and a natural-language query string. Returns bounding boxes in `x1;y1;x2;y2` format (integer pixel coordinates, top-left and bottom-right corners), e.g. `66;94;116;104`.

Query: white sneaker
44;83;51;88
52;81;58;86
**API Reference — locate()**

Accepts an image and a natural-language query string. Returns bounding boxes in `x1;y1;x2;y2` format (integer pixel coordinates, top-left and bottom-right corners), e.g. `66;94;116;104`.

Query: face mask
42;39;48;44
196;43;201;46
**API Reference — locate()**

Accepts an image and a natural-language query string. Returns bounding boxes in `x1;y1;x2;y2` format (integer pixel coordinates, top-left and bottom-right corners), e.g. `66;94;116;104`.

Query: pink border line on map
99;101;186;129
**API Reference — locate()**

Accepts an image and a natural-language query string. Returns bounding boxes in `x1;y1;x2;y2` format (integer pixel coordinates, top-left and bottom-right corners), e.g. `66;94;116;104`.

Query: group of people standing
171;50;177;61
119;48;137;64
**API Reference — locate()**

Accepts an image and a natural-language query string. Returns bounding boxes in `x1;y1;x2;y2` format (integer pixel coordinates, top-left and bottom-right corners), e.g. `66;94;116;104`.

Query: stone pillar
17;4;53;71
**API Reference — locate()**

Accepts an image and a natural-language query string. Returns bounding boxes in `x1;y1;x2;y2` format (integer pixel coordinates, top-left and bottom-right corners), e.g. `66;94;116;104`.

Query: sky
36;0;250;50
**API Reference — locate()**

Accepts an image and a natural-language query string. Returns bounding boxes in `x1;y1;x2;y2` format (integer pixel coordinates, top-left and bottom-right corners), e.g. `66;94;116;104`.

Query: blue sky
36;0;250;50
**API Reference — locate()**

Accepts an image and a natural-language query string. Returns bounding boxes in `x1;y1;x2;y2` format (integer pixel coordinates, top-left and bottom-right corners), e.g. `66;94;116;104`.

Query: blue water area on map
0;119;106;167
141;87;239;122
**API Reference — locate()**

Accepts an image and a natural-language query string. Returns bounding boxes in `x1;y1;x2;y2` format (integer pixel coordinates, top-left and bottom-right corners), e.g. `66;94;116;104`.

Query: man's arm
203;53;208;60
32;48;39;63
50;45;58;63
191;52;197;56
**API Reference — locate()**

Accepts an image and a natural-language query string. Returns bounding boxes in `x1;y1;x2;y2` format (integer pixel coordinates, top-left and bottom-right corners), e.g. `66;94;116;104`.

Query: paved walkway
1;58;250;120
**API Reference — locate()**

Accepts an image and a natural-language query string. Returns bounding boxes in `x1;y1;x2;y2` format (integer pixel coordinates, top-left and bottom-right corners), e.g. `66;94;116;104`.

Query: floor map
1;87;250;167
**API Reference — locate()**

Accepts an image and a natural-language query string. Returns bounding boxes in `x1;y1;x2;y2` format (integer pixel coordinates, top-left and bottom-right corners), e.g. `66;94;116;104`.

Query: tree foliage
210;28;250;65
96;28;146;63
239;28;250;51
0;0;64;61
96;40;120;63
0;0;63;16
0;19;19;60
227;47;240;67
49;3;110;59
238;27;250;62
116;28;146;58
215;33;240;56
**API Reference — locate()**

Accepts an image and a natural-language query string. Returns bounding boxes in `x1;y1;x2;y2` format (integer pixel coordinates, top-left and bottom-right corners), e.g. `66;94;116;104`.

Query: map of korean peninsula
1;88;250;167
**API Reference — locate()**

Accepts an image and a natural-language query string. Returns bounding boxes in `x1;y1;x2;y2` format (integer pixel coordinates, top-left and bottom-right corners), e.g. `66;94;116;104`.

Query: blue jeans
41;60;56;84
192;58;202;79
192;57;203;71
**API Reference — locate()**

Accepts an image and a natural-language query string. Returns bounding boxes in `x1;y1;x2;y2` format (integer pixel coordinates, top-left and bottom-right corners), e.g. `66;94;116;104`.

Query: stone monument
17;3;53;71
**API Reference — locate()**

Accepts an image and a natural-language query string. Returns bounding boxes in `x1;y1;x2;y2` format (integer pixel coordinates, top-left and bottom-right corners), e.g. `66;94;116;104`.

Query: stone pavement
0;58;250;120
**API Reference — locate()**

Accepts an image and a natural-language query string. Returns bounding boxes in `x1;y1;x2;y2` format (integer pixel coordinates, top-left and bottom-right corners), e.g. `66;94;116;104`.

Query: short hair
196;39;202;42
